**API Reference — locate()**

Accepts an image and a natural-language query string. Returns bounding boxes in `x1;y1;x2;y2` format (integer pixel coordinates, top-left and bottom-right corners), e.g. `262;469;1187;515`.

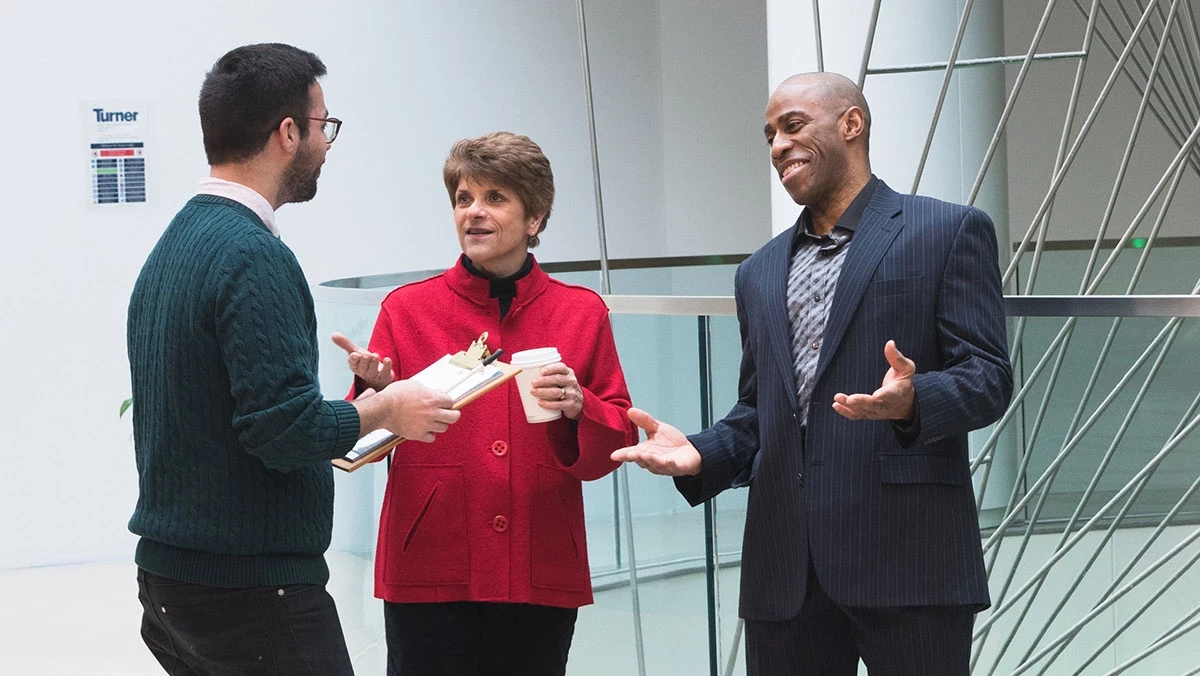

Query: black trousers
745;563;975;676
137;568;355;676
384;601;578;676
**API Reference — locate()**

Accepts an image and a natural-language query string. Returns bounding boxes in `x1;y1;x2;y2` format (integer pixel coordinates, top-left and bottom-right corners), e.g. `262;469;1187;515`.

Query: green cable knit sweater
127;195;360;587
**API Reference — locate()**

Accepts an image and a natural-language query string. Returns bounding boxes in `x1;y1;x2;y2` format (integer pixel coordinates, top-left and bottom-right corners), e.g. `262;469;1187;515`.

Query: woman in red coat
336;131;636;676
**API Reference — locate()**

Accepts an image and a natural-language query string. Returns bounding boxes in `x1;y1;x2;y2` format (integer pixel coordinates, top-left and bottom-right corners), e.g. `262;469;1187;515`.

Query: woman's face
454;176;542;278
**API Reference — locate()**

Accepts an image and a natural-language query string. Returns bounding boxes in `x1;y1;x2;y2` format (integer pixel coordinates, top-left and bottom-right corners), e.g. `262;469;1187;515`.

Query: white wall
0;0;767;568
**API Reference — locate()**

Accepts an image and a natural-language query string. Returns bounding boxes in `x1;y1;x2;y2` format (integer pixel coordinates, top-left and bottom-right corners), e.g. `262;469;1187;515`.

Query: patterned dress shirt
787;176;878;425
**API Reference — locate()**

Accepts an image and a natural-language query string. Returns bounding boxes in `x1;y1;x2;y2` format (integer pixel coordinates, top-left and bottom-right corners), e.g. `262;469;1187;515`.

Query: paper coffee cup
510;347;563;423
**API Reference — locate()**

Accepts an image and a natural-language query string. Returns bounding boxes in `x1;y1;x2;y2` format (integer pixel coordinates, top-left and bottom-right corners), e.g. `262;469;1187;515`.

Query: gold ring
559;386;567;400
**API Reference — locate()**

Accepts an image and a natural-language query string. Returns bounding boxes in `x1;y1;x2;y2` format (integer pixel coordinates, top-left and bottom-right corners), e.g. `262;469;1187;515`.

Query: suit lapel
760;227;801;413
812;183;905;387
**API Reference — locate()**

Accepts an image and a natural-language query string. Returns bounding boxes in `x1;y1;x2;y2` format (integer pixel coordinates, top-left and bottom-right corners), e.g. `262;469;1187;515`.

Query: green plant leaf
120;398;133;418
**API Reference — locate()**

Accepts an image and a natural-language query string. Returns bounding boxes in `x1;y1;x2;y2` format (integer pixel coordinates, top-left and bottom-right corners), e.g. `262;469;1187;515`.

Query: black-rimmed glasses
297;116;342;143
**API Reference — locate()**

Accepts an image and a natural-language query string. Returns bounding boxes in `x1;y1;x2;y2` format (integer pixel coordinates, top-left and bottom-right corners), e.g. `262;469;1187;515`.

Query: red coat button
491;441;508;457
491;515;509;533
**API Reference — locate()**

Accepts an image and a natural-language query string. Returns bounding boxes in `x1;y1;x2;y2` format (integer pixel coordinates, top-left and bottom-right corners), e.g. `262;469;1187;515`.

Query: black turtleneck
461;255;534;320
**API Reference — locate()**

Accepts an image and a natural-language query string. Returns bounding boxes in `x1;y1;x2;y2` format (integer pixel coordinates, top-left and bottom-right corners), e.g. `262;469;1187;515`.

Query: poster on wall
86;102;148;205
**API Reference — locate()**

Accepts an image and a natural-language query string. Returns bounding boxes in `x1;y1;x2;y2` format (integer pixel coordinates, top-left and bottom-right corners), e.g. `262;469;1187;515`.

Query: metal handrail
1002;295;1200;317
599;294;1200;318
316;281;1200;319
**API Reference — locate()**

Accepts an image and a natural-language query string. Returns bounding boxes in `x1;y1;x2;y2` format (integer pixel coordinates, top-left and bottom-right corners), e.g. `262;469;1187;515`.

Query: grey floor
0;555;743;676
3;517;1198;675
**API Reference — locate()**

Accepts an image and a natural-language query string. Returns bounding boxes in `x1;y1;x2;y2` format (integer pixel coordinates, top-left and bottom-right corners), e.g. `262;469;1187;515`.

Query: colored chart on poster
85;102;148;206
91;142;146;204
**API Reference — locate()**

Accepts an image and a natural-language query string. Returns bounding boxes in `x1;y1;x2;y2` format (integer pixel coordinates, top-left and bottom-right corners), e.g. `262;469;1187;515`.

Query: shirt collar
445;253;550;308
461;254;534;289
196;177;278;237
792;174;878;250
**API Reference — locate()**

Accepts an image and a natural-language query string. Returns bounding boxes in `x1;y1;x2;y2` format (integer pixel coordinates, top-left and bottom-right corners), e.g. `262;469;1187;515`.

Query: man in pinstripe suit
613;72;1012;675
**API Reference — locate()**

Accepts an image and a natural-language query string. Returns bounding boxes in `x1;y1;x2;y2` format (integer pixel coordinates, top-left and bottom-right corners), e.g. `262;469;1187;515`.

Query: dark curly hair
199;43;326;165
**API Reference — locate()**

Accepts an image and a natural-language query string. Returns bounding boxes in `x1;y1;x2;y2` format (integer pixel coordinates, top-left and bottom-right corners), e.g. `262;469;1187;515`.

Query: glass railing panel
312;261;746;675
1012;243;1199;296
313;291;390;674
974;306;1200;676
596;305;747;675
707;312;749;675
1006;315;1200;525
591;312;711;675
316;264;1200;676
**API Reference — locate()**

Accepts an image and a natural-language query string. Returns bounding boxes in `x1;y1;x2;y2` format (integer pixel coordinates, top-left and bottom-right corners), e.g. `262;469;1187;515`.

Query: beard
278;142;322;205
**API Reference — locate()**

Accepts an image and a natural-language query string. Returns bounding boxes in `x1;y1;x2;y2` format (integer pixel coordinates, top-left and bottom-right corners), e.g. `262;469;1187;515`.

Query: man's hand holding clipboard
330;332;521;472
354;380;460;443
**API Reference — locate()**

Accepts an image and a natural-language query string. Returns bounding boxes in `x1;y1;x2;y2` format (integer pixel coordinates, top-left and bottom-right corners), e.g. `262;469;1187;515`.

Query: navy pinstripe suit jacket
676;180;1012;622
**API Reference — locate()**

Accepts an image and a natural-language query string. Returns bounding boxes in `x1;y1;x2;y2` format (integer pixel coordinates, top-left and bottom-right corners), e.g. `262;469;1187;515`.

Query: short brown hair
443;132;555;247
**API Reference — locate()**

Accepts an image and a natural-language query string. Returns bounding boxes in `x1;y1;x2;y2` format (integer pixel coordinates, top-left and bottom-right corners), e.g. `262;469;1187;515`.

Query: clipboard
333;335;520;473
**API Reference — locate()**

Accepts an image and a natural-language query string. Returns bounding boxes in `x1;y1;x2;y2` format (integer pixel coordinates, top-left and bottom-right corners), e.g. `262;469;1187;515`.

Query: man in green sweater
127;43;459;676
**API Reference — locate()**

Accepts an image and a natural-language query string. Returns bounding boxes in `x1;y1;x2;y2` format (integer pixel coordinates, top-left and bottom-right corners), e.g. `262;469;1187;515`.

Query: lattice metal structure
567;0;1200;673
859;0;1200;673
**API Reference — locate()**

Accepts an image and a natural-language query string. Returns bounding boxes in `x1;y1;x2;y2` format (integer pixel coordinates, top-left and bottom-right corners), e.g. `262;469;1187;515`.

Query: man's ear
841;106;865;141
275;117;301;154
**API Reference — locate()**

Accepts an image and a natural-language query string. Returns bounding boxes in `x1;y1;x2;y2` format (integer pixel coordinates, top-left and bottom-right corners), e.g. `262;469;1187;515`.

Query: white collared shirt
196;177;279;237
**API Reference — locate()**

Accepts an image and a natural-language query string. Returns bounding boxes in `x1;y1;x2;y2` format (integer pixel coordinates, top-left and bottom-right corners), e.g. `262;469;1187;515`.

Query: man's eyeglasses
297;116;342;143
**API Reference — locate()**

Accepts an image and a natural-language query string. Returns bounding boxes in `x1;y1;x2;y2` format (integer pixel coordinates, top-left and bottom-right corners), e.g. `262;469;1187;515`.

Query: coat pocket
866;274;923;296
381;464;469;586
878;453;962;486
530;464;589;592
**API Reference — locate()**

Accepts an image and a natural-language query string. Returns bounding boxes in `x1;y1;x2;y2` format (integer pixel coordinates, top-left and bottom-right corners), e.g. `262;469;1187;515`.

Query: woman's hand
331;332;395;392
531;362;584;421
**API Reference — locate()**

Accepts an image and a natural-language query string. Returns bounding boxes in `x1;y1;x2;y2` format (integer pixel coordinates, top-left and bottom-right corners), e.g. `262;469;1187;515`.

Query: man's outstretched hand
610;408;702;477
832;340;916;421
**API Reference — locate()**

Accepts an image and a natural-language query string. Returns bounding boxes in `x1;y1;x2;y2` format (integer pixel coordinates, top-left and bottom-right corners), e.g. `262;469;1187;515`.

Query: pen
441;350;506;396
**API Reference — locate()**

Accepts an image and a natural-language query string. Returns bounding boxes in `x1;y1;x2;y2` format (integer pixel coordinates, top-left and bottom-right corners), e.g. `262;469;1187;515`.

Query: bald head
774;72;872;141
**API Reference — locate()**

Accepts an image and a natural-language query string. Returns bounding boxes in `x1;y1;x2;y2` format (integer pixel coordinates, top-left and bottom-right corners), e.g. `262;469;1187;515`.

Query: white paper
344;355;503;461
346;428;396;460
411;355;502;401
410;355;475;393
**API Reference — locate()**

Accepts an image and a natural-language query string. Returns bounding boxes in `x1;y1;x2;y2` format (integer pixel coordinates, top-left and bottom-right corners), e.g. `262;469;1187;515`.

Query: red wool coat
363;256;635;608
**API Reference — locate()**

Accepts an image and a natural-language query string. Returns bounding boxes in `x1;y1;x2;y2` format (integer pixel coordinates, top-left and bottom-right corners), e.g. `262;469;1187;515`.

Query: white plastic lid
509;347;561;365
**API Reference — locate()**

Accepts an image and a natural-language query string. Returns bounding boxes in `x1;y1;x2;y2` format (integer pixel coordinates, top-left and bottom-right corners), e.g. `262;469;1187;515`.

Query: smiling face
764;77;866;214
454;176;542;278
